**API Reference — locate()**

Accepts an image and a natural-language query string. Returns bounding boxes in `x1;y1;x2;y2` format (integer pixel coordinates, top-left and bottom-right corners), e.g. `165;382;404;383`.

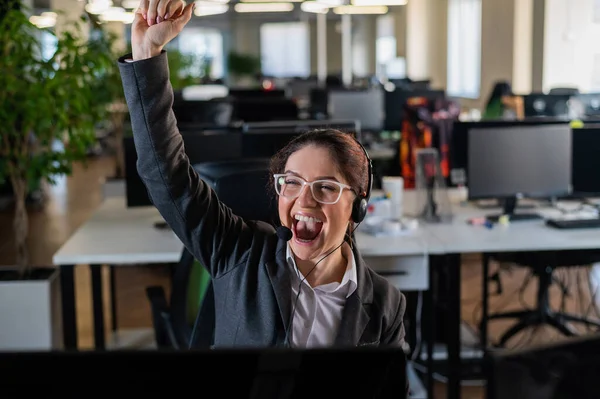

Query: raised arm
117;0;254;276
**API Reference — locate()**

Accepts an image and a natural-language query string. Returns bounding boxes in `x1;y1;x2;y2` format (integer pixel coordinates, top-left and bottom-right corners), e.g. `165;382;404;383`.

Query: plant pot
0;267;63;350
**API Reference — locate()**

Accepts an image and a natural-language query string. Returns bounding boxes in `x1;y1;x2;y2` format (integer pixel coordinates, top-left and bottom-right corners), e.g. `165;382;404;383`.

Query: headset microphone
276;226;293;241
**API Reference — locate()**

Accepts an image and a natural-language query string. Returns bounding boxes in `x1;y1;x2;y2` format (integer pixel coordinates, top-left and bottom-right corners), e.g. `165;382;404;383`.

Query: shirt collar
286;242;358;298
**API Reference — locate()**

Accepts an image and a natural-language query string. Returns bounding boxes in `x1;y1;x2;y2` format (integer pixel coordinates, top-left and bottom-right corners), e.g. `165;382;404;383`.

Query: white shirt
286;242;358;348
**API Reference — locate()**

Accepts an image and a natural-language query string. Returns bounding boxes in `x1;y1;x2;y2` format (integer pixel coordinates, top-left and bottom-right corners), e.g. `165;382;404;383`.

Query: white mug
382;176;404;219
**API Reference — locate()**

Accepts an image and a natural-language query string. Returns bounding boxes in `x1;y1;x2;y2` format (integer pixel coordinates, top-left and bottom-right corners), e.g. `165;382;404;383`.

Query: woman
118;0;408;349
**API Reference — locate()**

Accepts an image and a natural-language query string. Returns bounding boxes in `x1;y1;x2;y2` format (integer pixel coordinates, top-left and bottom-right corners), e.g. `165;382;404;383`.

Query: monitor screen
571;125;600;196
467;124;572;200
124;130;243;207
0;347;408;398
486;335;600;399
328;89;384;132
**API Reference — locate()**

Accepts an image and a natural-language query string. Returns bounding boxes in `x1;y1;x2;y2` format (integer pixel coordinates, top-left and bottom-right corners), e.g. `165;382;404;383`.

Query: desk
52;196;183;349
52;190;600;399
423;200;600;399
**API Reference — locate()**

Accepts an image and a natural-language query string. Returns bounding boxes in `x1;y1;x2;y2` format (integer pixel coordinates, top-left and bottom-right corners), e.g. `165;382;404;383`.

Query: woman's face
278;144;355;262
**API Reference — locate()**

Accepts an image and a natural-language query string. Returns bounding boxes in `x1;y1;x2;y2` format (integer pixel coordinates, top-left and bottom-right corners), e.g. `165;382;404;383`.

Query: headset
350;136;373;224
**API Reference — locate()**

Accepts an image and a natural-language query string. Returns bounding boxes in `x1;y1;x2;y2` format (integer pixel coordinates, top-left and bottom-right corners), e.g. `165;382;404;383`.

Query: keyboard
546;218;600;229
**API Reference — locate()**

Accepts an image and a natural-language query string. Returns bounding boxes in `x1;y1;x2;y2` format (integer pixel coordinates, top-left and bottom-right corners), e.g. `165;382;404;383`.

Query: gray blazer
118;51;408;349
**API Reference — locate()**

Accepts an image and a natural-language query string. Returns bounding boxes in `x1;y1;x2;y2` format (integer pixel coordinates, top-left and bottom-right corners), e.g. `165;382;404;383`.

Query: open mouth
292;214;324;244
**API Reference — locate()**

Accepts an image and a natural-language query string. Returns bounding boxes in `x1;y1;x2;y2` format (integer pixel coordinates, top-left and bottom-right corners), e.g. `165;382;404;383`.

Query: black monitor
172;98;233;127
449;119;569;187
571;125;600;197
328;89;385;132
241;130;303;159
485;334;600;399
467;124;572;221
0;347;408;398
124;130;243;207
523;93;572;119
573;93;600;118
232;98;299;122
242;119;361;140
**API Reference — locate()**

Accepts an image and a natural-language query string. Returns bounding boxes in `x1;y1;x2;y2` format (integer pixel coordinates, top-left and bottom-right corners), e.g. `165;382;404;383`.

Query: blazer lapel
265;238;293;341
334;293;371;346
334;246;375;346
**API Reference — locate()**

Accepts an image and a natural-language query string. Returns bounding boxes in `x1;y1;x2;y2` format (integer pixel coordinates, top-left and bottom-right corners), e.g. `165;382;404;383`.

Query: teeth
294;214;323;224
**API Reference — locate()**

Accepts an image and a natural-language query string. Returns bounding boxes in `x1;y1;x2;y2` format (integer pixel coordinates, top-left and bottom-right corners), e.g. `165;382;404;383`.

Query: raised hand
131;0;195;61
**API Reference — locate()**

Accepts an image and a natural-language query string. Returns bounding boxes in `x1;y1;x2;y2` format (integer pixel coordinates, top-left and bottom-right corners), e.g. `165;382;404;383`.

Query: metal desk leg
60;264;78;350
109;265;118;332
481;253;490;351
446;253;462;399
426;255;436;399
91;264;106;350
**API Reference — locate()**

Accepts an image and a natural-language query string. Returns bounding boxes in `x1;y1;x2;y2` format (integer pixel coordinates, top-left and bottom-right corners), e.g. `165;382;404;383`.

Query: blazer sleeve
382;292;409;352
117;51;254;277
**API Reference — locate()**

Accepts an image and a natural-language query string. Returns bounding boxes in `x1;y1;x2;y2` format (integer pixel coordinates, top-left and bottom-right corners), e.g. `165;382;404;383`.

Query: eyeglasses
273;173;354;204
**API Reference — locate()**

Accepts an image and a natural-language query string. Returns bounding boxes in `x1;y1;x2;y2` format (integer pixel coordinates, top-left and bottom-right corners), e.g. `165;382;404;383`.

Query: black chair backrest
194;158;277;224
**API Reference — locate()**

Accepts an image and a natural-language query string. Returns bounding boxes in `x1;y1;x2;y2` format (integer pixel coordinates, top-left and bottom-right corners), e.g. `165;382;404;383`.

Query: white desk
52;190;600;399
52;194;435;352
53;196;183;266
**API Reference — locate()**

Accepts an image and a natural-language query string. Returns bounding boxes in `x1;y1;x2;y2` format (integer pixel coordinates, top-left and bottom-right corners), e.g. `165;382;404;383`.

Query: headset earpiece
351;138;373;224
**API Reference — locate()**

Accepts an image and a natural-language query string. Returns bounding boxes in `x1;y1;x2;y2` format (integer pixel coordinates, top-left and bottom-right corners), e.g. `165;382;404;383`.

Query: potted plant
0;1;115;350
227;51;261;87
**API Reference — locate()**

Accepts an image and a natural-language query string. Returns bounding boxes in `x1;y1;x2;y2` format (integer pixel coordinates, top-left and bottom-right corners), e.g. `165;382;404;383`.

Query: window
260;22;310;78
177;27;225;79
447;0;482;98
376;14;397;79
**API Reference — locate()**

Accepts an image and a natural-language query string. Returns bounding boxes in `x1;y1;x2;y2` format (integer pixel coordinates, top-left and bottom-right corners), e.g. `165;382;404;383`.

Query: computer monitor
124;130;243;207
467;124;572;221
523;93;572;119
328;88;384;132
0;347;409;398
485;334;600;399
570;125;600;197
242;119;361;140
572;93;600;118
449;120;569;187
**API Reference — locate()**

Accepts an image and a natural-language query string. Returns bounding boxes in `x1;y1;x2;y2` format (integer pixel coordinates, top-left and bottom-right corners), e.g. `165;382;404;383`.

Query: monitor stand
485;196;541;222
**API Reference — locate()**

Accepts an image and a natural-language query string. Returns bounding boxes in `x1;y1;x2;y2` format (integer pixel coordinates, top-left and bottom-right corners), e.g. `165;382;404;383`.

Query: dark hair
268;129;369;201
485;81;513;109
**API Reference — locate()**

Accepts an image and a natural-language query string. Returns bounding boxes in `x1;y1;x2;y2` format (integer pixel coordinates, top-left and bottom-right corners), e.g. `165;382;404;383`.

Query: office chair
146;248;214;349
480;250;600;349
146;159;278;349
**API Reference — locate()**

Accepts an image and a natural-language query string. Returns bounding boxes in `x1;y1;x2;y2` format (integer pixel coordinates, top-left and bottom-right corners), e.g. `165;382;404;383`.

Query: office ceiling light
120;0;140;9
242;0;302;2
99;6;135;22
351;0;405;5
300;1;330;13
29;11;57;28
85;0;113;14
194;0;229;16
317;0;344;6
234;2;294;12
333;4;388;13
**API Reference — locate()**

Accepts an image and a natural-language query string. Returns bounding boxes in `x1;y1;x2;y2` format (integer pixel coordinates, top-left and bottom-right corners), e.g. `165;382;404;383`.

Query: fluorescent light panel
194;0;229;15
351;0;405;5
333;5;388;13
241;0;302;2
300;1;330;13
234;2;294;12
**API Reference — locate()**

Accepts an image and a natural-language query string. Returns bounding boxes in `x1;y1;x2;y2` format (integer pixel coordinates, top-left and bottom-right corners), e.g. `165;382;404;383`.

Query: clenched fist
131;0;195;60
